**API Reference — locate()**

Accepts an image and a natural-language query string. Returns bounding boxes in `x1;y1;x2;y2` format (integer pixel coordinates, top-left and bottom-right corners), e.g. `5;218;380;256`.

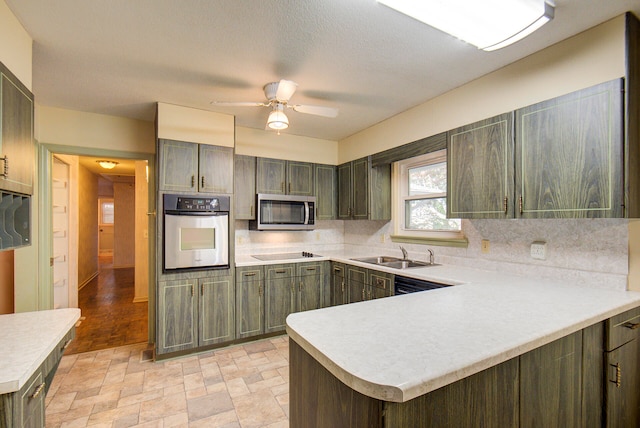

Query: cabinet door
297;262;323;312
369;164;391;220
236;267;264;339
347;265;367;303
447;112;514;219
352;158;369;219
315;164;337;220
234;155;256;219
256;157;287;194
199;275;235;346
0;65;34;195
287;161;314;196
369;270;393;299
264;264;295;333
519;330;582;428
18;368;45;428
158;139;199;192
331;263;347;306
199;144;233;193
157;279;197;354
516;79;624;218
337;162;352;219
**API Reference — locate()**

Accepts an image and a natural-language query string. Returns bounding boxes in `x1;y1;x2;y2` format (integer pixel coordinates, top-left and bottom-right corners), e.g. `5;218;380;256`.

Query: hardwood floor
64;255;148;355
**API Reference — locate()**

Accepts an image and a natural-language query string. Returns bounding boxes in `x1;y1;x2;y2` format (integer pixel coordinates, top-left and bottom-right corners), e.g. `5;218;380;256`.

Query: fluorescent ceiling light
378;0;554;51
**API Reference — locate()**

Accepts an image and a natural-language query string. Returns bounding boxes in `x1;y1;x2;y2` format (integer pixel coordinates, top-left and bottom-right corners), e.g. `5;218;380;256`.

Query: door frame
38;143;157;343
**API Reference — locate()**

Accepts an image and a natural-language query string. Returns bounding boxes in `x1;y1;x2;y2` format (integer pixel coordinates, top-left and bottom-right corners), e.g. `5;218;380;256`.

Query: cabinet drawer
606;306;640;351
236;266;263;282
20;368;45;428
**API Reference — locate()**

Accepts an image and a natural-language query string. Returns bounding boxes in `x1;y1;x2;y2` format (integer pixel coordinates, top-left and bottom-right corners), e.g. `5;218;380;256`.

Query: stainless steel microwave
249;194;315;231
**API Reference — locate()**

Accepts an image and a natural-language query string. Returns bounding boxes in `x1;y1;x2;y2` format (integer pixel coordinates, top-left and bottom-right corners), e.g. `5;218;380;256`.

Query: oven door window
180;227;215;251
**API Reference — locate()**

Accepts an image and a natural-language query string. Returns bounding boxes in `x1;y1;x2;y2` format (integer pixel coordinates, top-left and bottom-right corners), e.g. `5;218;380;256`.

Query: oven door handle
164;211;228;216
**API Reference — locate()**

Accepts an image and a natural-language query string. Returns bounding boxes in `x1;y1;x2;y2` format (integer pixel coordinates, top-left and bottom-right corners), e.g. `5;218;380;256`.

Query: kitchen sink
350;256;439;269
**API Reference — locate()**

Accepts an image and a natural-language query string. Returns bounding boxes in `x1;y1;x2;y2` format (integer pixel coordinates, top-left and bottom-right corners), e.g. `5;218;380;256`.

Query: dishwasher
394;275;451;295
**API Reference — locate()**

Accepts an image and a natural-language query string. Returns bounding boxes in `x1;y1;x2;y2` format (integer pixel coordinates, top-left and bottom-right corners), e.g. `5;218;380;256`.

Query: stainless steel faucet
427;249;434;265
400;246;408;260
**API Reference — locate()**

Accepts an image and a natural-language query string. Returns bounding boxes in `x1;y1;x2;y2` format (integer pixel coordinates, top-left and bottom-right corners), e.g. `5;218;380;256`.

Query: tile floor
46;336;290;427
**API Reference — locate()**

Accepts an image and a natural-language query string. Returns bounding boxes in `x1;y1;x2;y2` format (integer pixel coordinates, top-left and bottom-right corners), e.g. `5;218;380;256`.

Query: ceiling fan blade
291;104;339;118
275;80;298;102
211;101;267;107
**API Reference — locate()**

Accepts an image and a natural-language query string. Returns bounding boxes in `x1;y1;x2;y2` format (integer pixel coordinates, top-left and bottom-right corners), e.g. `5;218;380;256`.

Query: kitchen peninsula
286;265;640;427
0;308;80;427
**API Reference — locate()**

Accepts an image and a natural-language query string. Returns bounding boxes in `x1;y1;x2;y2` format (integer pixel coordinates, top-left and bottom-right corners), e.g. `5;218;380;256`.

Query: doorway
39;146;156;354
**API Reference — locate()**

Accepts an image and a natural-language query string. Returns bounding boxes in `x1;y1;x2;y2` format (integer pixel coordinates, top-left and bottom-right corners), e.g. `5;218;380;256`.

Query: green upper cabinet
315;164;337;220
516;79;623;218
234;155;257;220
256;157;314;196
0;62;34;196
447;79;626;219
158;139;233;194
338;157;390;220
447;112;514;219
199;144;234;194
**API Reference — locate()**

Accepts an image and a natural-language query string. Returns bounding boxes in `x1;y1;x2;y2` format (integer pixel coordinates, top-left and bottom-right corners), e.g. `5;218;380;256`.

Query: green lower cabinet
157;271;235;356
236;266;264;339
331;263;348;306
368;271;393;300
347;265;367;303
264;264;296;334
157;279;197;355
297;262;326;312
199;276;235;346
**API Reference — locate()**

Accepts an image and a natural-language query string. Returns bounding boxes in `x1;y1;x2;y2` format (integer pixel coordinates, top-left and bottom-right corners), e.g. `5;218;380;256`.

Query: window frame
392;149;464;242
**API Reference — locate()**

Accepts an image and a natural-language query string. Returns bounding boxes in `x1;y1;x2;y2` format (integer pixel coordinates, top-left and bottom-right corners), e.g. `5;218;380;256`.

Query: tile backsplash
236;218;629;290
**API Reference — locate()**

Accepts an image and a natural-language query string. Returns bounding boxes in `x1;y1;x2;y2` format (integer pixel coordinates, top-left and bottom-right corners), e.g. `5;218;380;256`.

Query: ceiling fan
212;80;339;131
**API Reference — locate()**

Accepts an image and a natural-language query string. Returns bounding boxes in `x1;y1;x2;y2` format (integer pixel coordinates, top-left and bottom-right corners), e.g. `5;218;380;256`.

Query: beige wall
235;126;338;165
339;16;626;163
78;165;99;288
157;102;234;148
36;105;156;154
0;0;32;90
114;182;136;268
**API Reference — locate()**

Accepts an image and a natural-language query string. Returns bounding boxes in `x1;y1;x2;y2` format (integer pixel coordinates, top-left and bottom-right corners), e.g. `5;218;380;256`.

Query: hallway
65;255;148;355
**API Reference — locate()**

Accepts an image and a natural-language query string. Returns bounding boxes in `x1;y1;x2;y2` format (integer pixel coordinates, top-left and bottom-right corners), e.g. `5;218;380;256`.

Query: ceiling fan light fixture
267;105;289;130
377;0;554;51
97;160;119;169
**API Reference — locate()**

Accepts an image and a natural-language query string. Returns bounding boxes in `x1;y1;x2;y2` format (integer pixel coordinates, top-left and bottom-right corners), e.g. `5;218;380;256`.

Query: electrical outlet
531;241;547;260
481;239;490;254
380;234;385;243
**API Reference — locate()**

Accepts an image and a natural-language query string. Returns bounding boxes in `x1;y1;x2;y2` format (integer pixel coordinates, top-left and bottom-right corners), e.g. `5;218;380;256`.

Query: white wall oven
163;194;229;272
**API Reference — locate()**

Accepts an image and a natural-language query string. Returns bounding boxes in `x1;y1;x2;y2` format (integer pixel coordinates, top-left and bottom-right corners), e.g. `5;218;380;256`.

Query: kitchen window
391;150;465;244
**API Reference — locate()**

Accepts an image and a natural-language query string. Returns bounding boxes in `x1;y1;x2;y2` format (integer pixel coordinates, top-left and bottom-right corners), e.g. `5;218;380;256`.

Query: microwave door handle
304;202;310;225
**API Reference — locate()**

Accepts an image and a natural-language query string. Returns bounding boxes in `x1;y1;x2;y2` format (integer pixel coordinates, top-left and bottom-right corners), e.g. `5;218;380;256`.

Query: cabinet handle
191;285;194;296
201;175;205;189
503;197;508;214
61;339;72;352
30;383;46;400
341;280;345;292
289;183;291;193
519;196;523;215
281;182;284;192
191;175;195;188
305;267;316;271
299;281;303;292
623;321;640;330
243;272;256;277
275;269;287;274
258;285;262;296
0;156;7;177
376;278;384;287
610;363;622;388
250;205;254;217
361;288;365;300
201;283;204;295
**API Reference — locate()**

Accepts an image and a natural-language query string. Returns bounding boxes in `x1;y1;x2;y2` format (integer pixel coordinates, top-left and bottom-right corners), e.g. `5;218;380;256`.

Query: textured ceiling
6;0;640;141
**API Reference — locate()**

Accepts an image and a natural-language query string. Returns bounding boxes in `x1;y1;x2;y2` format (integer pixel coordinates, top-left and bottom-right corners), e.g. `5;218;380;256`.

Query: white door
52;156;70;308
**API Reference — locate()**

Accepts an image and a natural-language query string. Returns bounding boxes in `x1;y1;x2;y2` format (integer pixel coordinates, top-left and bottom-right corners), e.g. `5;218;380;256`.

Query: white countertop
0;308;80;394
283;259;640;403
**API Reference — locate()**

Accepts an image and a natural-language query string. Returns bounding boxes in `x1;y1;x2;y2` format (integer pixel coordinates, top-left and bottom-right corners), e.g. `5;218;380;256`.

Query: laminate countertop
285;264;640;403
0;308;80;394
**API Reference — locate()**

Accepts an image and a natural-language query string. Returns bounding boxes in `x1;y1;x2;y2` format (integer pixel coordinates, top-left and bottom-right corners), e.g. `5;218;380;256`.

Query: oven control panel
177;197;219;210
164;194;230;212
